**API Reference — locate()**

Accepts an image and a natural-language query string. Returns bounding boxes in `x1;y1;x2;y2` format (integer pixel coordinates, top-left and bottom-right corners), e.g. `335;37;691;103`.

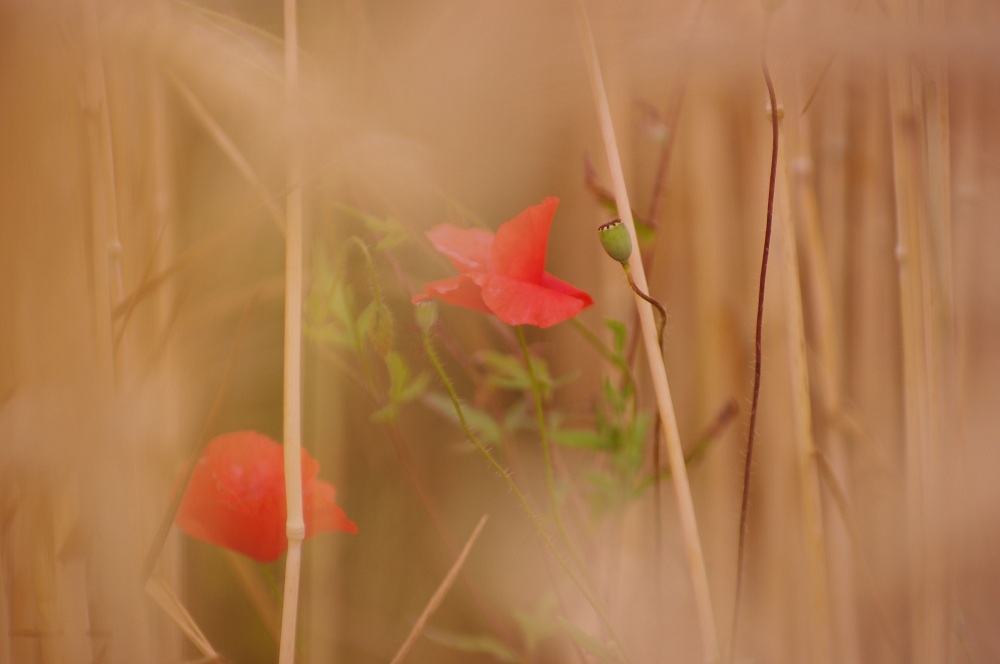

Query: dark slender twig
731;18;779;662
624;269;666;351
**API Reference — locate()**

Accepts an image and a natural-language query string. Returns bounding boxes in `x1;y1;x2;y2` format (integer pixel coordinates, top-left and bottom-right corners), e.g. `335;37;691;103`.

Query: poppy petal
414;275;492;314
176;431;287;562
480;274;592;328
426;225;494;272
175;431;356;563
491;198;558;282
539;273;594;308
305;480;359;536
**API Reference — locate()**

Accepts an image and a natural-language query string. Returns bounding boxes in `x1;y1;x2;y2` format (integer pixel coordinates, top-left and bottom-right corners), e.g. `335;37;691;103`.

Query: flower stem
731;19;779;662
623;265;666;352
421;329;630;663
568;317;638;402
514;326;588;574
577;6;720;660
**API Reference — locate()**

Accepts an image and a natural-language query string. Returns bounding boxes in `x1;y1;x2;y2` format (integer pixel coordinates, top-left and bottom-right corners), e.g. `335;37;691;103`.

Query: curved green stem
421;329;631;663
623;265;666;352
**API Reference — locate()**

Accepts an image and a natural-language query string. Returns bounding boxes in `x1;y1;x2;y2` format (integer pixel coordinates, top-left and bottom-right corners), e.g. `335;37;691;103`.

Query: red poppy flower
413;197;594;328
176;431;357;562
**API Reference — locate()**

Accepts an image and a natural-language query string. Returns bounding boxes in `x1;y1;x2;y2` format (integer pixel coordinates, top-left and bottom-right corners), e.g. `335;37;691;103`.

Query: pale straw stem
389;515;489;664
145;577;219;660
279;0;305;662
575;6;719;662
886;27;949;664
774;125;833;663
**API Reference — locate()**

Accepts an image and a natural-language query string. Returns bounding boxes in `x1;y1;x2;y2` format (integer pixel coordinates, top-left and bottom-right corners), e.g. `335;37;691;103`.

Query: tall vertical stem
279;0;305;662
885;15;948;663
515;327;585;573
731;22;778;661
577;7;719;662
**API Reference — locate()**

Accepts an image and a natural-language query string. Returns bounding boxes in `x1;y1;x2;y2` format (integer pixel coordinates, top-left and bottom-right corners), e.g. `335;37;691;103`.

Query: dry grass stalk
787;87;861;661
885;16;950;664
389;515;488;664
279;0;306;663
774;113;834;663
145;578;219;660
576;5;719;662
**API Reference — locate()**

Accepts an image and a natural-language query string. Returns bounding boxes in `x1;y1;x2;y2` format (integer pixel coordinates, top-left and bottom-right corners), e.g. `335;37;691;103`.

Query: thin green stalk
623;266;666;352
421;329;631;663
568;318;638;400
514;326;587;574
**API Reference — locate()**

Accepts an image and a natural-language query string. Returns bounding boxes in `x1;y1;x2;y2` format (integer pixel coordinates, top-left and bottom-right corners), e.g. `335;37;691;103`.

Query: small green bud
413;300;438;333
598;218;633;264
369;303;395;356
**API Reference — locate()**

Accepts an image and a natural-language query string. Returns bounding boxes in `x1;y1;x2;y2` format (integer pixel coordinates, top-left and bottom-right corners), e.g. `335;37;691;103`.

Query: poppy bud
369;303;395;356
414;300;438;333
598;219;632;264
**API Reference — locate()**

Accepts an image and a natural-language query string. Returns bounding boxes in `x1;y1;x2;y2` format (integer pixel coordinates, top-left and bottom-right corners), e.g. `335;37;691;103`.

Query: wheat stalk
278;0;305;662
576;6;719;662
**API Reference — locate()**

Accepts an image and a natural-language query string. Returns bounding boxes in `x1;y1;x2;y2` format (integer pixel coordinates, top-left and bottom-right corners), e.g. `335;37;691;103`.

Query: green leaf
363;215;409;252
370;352;429;422
616;411;650;473
478;351;534;393
552;428;614;452
604;318;627;358
422;393;502;446
601;377;627;417
423;627;521;662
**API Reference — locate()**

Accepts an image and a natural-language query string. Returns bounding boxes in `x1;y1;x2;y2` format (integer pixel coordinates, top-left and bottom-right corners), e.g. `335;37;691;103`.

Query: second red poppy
413;197;593;329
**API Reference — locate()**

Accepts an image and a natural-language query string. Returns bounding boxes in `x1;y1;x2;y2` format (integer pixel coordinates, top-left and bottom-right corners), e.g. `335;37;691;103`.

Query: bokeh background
2;0;999;662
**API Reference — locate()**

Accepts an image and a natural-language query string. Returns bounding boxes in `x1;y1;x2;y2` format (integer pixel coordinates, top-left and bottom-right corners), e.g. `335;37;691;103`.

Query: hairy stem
421;329;631;663
624;266;666;351
514;326;588;576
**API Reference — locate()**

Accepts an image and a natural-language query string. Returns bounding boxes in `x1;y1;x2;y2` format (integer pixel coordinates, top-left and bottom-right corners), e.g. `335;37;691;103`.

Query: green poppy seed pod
598;218;632;264
414;300;438;333
370;303;395;356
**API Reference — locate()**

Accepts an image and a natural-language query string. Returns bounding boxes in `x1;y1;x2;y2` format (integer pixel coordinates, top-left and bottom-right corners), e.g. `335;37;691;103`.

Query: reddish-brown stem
731;18;779;661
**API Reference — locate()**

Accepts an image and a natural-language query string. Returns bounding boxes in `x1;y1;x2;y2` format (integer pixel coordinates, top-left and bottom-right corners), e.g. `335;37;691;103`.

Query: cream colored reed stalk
279;0;306;662
80;0;120;379
145;577;219;660
885;21;949;664
773;117;833;664
576;7;719;662
787;100;859;660
389;515;489;664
